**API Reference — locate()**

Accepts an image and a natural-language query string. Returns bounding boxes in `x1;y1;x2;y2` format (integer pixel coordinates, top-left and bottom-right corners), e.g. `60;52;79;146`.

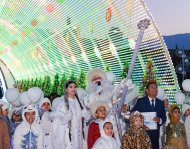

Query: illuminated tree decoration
139;59;160;95
46;4;55;13
106;7;112;22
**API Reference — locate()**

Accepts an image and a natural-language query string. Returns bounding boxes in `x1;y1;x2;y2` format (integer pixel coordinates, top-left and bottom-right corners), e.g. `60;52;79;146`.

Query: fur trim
90;100;109;118
87;68;107;84
182;104;190;115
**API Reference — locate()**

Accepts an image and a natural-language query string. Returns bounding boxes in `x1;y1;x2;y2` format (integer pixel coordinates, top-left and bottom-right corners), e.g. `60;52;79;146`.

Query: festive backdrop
0;0;180;102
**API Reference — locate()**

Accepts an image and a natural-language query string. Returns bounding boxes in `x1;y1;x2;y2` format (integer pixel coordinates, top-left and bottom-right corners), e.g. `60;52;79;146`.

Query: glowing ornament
106;7;112;22
21;32;27;37
31;19;38;26
38;14;46;22
12;40;19;46
46;4;55;13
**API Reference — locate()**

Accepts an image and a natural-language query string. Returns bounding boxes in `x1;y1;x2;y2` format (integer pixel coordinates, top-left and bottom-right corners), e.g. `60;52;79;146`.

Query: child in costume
165;104;187;149
88;100;109;149
0;103;10;149
10;107;22;148
92;120;119;149
13;104;43;149
39;98;53;149
182;104;190;148
121;111;152;149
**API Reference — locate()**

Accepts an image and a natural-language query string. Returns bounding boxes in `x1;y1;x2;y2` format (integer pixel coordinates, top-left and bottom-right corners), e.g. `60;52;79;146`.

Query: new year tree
121;61;129;79
69;71;77;81
139;59;160;95
52;74;59;93
77;70;86;89
37;77;43;89
57;73;67;95
42;75;52;96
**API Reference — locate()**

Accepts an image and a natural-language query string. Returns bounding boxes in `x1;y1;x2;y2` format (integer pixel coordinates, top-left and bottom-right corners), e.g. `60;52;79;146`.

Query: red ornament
46;4;55;13
106;7;112;22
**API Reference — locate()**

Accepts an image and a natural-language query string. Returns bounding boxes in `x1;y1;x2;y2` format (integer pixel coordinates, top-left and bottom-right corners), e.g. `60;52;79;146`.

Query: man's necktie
151;99;155;110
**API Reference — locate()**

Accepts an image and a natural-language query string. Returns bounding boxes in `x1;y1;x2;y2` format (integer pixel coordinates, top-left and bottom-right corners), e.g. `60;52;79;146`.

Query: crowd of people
0;68;190;149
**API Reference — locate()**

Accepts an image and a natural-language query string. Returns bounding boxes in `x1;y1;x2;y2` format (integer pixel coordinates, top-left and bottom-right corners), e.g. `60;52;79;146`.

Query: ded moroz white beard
86;80;114;104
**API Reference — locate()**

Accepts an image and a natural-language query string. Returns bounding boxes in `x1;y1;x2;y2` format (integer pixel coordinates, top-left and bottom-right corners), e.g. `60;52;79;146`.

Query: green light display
0;0;180;101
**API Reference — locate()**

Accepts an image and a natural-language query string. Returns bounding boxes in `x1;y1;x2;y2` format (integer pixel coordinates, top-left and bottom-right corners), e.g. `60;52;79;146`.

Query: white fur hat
0;101;10;111
38;98;51;108
182;104;190;115
90;100;109;118
87;68;107;84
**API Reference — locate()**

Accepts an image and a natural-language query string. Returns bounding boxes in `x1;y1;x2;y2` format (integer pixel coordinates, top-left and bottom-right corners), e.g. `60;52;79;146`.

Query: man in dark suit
133;82;166;149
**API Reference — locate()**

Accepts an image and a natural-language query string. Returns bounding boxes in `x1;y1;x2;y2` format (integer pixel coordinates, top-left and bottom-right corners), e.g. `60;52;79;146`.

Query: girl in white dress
50;80;90;149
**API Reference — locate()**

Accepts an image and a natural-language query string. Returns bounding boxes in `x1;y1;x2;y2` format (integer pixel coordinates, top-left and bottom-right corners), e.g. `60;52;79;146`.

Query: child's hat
0;101;9;111
90;100;109;118
87;68;107;83
38;97;51;108
182;104;190;115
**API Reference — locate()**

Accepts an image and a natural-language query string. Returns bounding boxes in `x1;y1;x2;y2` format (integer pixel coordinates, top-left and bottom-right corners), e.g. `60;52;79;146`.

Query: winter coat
87;121;101;149
0;118;10;149
40;111;53;149
13;105;43;149
92;120;120;149
49;96;91;149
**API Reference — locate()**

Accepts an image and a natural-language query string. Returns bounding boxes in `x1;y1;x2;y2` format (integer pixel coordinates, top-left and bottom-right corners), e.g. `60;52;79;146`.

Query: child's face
2;109;9;117
172;109;180;120
12;111;21;122
103;122;113;137
95;106;107;120
25;111;35;125
41;102;50;111
134;117;142;129
185;108;190;117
